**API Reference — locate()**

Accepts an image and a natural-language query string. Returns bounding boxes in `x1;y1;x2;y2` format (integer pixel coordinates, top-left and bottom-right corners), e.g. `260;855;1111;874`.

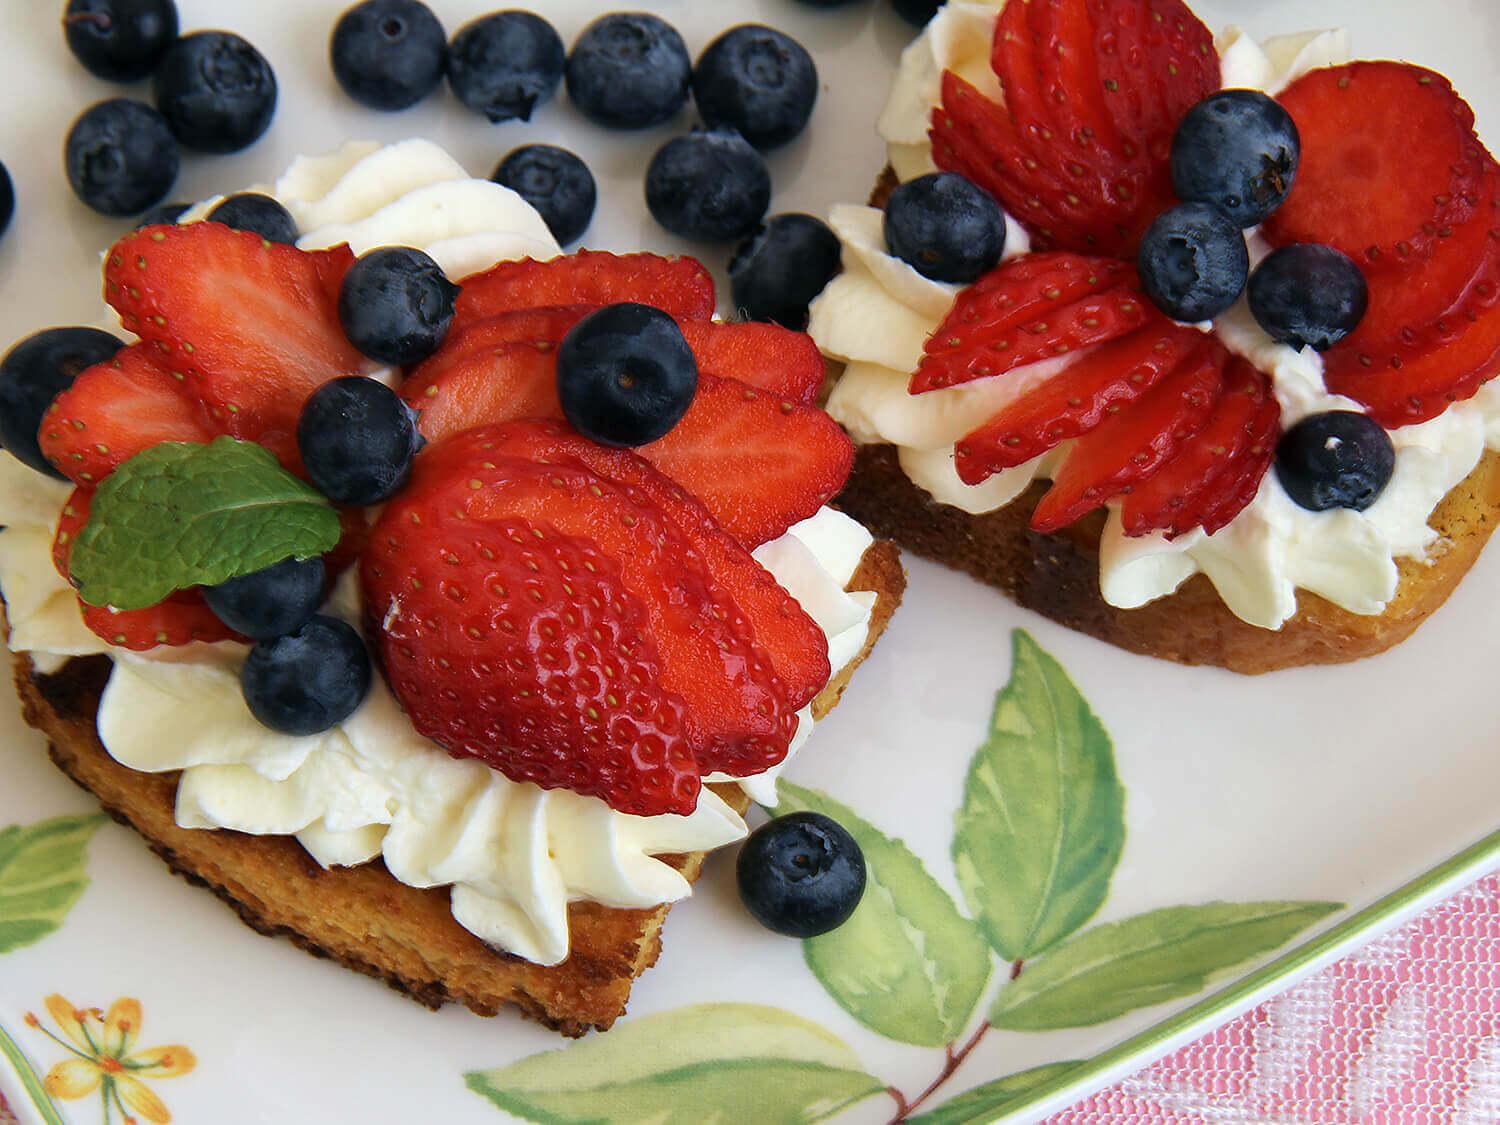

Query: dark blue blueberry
1171;89;1299;229
1248;243;1367;352
241;615;371;735
556;303;697;447
337;246;457;366
0;327;125;478
884;171;1006;284
153;30;276;154
207;192;298;244
692;25;817;152
297;375;424;506
736;811;866;938
205;555;326;640
446;11;562;123
730;213;841;330
1137;202;1249;322
491;144;596;246
892;0;943;26
64;98;179;216
645;126;770;242
134;200;188;228
0;162;12;240
63;0;179;83
1275;411;1395;512
330;0;446;111
565;12;691;130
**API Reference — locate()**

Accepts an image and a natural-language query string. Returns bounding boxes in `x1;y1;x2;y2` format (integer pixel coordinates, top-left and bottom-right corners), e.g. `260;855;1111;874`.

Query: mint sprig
69;437;343;610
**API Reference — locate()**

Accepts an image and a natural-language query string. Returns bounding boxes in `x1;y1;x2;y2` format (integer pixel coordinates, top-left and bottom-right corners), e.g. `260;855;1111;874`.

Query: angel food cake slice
809;0;1500;673
0;139;904;1035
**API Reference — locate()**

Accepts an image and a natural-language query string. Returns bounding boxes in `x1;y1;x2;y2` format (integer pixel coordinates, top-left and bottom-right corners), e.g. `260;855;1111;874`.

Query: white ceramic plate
1;2;1497;1123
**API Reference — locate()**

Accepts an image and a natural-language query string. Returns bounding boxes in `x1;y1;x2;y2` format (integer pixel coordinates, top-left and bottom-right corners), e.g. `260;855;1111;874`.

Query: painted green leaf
906;1062;1082;1124
776;783;992;1047
990;900;1342;1031
953;630;1126;962
70;437;341;610
465;1003;886;1124
0;814;106;954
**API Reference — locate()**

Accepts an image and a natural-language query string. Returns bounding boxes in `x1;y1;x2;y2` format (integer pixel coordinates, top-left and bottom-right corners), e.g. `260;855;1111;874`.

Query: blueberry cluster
59;1;278;218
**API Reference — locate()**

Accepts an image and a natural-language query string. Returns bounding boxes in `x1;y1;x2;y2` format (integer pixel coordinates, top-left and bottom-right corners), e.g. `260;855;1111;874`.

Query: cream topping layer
811;10;1500;630
0;141;876;965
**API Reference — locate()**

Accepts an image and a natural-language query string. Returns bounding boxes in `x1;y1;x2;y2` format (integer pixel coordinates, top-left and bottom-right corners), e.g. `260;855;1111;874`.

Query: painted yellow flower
25;995;195;1125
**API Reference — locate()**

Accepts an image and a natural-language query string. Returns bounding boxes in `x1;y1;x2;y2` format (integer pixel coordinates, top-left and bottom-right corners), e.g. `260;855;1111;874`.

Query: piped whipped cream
810;8;1500;630
0;140;878;965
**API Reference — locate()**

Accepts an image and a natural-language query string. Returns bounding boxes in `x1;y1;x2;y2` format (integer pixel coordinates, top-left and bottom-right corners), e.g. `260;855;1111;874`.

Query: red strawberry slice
1030;336;1225;531
637;373;854;549
418;419;832;709
1118;358;1276;536
411;305;597;386
454;250;716;324
675;320;825;403
102;224;366;458
954;321;1201;482
404;340;563;443
913;253;1154;393
52;487;235;650
41;342;220;486
1265;62;1487;267
1181;392;1281;537
1132;0;1220;140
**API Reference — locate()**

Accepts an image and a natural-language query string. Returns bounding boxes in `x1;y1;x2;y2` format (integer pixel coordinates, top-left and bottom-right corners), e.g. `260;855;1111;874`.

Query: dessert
809;0;1500;673
0;139;903;1034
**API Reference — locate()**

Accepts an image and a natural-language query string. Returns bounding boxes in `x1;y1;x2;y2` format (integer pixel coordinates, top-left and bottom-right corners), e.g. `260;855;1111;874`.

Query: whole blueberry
556;303;698;447
1275;411;1395;512
565;12;691;130
1136;202;1249;322
692;25;817;152
1248;243;1367;352
491;144;596;246
1171;89;1299;229
730;213;842;330
892;0;943;25
207;192;298;244
241;615;372;735
0;327;125;478
297;375;424;506
64;98;178;217
153;30;276;154
884;171;1006;284
205;555;326;640
645;127;771;242
63;0;179;83
338;246;458;366
133;199;188;228
446;10;563;123
0;162;12;240
330;0;447;111
736;811;866;938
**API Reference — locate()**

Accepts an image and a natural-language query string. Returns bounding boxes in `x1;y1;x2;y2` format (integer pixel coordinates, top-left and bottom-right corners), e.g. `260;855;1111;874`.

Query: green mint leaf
953;630;1126;962
776;783;992;1047
68;437;342;610
0;814;106;954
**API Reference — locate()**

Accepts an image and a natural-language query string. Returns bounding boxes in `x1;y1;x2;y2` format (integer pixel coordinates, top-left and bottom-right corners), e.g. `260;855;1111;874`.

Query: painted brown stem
884;1021;993;1123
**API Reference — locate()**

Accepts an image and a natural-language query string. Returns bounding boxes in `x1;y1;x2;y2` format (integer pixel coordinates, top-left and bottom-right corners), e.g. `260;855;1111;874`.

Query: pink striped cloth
3;869;1499;1122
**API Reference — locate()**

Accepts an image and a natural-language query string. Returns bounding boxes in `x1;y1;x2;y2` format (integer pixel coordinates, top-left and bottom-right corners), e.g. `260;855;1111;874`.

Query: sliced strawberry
102;224;365;457
913;253;1154;392
1132;0;1220;138
636;373;855;548
51;486;92;581
410;305;597;387
421;420;832;711
1030;337;1225;531
405;340;563;443
454;251;716;324
1265;62;1487;267
675;319;825;403
954;321;1201;482
40;343;220;486
1180;392;1281;537
1118;357;1275;536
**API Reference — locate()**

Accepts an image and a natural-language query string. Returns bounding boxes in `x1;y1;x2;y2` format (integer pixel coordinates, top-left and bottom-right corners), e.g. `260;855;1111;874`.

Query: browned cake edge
11;538;905;1037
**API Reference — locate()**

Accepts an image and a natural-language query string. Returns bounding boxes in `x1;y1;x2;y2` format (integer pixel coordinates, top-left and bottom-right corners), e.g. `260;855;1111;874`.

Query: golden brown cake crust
10;539;904;1036
838;444;1500;674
